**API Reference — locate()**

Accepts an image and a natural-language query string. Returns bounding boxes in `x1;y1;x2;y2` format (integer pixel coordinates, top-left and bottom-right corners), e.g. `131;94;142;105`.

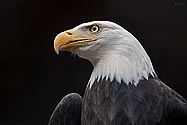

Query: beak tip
54;48;59;55
54;39;60;55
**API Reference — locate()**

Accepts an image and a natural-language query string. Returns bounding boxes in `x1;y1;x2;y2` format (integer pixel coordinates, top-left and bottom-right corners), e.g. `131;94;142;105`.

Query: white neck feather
88;34;156;88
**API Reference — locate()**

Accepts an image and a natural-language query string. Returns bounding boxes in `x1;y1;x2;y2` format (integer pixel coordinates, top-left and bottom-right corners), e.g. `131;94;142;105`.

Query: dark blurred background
0;0;187;125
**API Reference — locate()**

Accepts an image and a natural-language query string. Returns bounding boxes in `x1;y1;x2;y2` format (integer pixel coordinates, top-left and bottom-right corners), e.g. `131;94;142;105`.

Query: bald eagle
49;21;187;125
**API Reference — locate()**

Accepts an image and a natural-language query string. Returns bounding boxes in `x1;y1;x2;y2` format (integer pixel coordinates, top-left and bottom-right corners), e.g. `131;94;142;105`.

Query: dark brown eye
89;25;100;33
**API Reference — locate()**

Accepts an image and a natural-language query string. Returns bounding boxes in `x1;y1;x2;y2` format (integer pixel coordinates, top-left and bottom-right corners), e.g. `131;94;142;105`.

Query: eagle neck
88;45;156;88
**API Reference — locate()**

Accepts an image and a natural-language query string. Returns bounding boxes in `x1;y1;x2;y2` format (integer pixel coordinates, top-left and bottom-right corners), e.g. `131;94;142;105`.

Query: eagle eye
89;25;100;33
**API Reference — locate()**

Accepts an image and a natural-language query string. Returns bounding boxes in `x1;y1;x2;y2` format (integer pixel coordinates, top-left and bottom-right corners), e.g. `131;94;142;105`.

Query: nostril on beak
66;32;73;35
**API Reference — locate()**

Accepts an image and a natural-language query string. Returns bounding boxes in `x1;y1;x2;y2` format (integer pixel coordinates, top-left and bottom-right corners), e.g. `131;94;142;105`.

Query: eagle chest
81;79;163;125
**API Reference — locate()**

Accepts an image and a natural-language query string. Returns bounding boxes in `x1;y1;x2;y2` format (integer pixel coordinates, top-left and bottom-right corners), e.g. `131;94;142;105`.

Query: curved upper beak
54;29;96;54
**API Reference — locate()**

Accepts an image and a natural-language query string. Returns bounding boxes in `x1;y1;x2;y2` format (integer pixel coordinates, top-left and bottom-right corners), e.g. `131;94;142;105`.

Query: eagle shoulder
82;77;187;125
48;93;82;125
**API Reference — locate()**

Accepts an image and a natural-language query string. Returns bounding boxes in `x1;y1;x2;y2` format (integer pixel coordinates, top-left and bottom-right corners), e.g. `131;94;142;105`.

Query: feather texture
48;93;82;125
82;77;187;125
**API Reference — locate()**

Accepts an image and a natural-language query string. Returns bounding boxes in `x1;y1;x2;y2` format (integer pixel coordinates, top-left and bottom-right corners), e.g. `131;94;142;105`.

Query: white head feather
70;21;156;88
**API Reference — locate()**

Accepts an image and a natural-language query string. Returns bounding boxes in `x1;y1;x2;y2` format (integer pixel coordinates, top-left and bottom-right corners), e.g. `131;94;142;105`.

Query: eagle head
54;21;156;87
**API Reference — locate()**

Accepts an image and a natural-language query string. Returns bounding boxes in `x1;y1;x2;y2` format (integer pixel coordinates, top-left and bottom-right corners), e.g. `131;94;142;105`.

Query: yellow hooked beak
54;29;97;54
